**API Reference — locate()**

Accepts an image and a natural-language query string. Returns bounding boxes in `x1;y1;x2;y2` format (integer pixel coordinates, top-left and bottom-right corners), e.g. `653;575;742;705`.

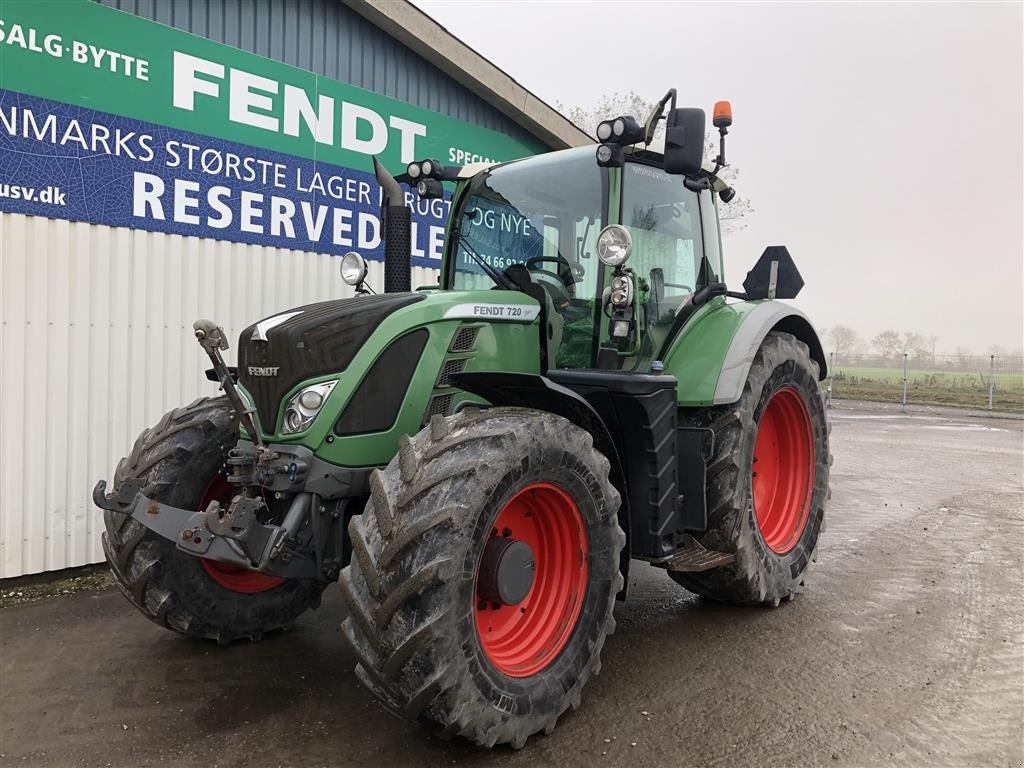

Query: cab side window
699;189;723;282
621;163;704;324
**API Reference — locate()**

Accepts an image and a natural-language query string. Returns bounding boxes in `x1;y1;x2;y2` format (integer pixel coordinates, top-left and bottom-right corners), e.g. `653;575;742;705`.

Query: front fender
664;298;826;406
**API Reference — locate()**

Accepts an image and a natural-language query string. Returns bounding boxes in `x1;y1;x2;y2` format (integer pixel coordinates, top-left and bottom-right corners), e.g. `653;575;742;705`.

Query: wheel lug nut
477;600;487;611
501;527;511;537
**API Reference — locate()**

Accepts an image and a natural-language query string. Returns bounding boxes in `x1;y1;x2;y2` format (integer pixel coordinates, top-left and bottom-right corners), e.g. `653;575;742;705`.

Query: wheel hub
751;386;815;554
477;537;535;606
474;482;588;678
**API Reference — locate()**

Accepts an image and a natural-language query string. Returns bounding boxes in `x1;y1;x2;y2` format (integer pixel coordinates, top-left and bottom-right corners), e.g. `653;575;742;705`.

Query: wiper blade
454;229;517;291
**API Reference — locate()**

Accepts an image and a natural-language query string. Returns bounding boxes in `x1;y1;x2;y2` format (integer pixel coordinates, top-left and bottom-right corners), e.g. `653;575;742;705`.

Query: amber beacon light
713;100;733;129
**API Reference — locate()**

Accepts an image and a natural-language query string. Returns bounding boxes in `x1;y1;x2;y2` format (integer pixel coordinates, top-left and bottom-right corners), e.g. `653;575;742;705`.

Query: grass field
828;366;1024;413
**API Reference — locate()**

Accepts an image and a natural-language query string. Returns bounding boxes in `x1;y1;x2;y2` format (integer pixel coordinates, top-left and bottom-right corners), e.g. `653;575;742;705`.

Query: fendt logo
247;365;280;377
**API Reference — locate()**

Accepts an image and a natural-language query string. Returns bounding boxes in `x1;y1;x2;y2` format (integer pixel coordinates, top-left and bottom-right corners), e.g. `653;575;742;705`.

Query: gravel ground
1;402;1021;767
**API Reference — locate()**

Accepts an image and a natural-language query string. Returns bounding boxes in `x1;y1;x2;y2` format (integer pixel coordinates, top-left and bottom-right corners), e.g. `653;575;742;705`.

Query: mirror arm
689;282;751;307
643;88;678;145
684;175;712;192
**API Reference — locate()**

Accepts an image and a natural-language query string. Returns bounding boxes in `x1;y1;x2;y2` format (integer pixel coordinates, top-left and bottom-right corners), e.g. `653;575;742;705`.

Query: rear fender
664;299;826;406
712;303;827;405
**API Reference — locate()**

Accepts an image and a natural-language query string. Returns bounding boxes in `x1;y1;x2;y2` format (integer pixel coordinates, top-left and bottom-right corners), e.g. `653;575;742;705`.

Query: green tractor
95;92;829;748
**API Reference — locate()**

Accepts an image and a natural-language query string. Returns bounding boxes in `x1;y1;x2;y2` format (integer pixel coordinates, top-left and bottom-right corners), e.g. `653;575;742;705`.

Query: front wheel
100;397;325;642
671;331;831;605
340;408;625;748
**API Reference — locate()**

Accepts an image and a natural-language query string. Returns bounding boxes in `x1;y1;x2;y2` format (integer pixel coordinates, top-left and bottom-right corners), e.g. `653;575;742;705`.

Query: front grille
237;293;424;431
449;326;480;353
436;358;467;388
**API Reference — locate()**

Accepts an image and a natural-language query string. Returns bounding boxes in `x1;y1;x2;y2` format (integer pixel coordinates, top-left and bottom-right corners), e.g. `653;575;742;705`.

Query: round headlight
596;225;633;267
612;117;625;137
596;121;613;142
596;144;613;164
299;390;324;410
284;408;304;433
407;162;421;179
340;251;368;286
421;160;433;177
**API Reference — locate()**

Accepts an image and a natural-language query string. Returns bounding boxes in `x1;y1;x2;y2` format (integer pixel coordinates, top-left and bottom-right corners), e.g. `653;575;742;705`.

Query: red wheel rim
752;387;815;554
474;483;588;677
198;475;284;594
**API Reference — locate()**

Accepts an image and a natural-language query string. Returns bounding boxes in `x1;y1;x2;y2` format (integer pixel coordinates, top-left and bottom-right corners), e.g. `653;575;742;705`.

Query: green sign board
0;0;545;264
0;0;542;170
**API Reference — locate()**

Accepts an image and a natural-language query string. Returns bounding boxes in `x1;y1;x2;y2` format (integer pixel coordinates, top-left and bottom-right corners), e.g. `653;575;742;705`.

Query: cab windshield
449;147;607;367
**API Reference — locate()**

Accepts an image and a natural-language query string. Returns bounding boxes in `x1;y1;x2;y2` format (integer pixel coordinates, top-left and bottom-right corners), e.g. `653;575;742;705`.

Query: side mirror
663;108;705;176
742;246;804;300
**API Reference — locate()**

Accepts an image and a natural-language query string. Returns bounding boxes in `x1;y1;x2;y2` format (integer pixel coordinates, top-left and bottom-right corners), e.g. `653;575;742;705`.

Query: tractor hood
236;290;544;446
238;293;425;430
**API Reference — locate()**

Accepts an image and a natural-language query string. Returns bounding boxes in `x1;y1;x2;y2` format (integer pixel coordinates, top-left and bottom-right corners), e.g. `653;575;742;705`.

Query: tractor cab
353;90;798;385
440;144;722;374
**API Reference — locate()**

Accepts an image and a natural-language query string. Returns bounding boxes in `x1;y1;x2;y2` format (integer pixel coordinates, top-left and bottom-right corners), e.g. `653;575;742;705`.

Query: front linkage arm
92;479;322;579
92;318;342;583
192;319;265;450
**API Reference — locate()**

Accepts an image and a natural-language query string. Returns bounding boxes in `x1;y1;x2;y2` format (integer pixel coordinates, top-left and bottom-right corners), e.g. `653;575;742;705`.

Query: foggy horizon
416;0;1024;356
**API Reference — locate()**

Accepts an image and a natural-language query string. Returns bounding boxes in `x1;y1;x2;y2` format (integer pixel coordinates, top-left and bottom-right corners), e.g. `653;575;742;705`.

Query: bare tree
560;92;657;137
557;91;753;234
871;330;901;360
902;332;931;362
829;325;860;360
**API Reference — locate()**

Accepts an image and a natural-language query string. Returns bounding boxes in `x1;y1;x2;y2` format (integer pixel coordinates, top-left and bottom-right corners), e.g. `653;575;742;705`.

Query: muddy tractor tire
671;331;830;606
101;397;325;643
340;407;625;748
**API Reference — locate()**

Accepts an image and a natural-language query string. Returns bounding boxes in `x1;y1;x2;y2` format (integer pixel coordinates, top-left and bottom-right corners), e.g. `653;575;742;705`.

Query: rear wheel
671;331;830;605
101;397;325;642
340;408;625;748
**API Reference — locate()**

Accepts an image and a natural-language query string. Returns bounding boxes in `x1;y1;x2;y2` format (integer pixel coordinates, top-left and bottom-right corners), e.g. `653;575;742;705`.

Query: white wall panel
0;212;439;577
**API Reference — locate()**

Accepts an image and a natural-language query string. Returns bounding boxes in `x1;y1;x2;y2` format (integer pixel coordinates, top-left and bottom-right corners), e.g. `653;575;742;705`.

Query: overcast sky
416;1;1023;354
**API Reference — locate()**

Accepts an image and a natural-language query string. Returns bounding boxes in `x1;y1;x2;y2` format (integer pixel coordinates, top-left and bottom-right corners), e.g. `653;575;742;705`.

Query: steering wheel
525;255;581;287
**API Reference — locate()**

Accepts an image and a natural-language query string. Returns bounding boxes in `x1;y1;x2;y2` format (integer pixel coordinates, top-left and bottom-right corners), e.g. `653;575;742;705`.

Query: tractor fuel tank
546;370;709;559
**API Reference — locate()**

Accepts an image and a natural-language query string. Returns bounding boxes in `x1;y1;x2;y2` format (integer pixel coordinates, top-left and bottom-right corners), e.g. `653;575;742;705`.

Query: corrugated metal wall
2;1;544;577
0;212;439;577
95;0;539;146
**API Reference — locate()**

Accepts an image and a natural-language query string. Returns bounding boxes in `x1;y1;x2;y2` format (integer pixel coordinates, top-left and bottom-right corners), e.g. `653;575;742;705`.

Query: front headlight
281;380;337;434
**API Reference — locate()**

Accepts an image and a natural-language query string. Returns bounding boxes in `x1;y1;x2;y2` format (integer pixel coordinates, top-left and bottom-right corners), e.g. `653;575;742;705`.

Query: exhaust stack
373;157;411;293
